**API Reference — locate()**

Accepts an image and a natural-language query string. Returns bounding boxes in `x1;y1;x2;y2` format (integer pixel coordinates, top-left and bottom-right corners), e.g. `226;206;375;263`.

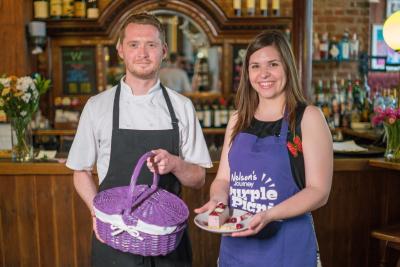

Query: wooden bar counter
0;158;399;267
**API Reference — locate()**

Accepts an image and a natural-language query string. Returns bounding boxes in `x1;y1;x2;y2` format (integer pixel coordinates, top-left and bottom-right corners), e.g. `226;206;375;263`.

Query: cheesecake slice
208;202;229;228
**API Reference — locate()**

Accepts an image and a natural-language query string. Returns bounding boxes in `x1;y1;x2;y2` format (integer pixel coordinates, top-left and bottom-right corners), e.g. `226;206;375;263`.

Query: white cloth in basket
94;207;177;238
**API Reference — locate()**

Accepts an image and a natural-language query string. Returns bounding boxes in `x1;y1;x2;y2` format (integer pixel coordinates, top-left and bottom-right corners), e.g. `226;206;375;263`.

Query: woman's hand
231;210;272;237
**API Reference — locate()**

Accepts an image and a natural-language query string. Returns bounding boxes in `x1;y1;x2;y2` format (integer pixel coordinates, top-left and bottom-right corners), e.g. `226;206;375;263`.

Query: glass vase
383;121;400;162
11;117;33;162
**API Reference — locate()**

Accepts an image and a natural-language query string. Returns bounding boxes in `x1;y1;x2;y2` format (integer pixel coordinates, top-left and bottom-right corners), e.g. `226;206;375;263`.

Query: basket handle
125;152;159;212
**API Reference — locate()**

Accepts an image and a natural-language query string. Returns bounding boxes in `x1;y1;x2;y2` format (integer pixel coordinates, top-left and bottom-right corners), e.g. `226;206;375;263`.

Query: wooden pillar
292;0;313;100
0;0;32;76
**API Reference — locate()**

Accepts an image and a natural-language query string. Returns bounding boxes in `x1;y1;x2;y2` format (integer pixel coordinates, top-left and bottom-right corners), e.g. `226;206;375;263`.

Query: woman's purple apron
219;116;317;267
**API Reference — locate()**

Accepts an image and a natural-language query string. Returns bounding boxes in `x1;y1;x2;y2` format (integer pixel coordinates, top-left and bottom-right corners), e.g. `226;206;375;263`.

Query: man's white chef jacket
66;79;212;184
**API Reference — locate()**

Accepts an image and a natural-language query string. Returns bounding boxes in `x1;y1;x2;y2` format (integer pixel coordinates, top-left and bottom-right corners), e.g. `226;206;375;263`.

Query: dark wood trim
45;0;292;45
369;159;400;171
292;0;313;99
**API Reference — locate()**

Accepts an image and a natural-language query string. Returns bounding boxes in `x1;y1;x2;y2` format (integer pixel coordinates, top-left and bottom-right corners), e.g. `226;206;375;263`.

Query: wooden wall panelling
15;175;40;267
312;169;400;267
0;0;32;76
182;166;221;267
36;175;58;267
0;176;20;266
52;175;76;266
0;174;94;267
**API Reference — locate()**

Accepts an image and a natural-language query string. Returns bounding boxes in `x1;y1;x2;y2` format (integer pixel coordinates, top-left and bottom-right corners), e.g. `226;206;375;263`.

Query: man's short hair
117;12;166;45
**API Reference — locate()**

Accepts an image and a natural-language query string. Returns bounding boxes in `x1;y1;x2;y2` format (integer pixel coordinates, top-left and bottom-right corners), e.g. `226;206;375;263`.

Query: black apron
92;83;192;267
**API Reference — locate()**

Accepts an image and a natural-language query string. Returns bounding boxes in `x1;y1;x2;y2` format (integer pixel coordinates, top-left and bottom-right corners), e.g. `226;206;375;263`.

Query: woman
195;30;333;266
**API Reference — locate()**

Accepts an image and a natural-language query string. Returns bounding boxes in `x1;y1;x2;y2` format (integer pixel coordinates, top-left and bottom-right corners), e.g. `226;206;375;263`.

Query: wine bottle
86;0;99;19
34;0;49;19
339;30;350;60
247;0;255;16
233;0;242;16
203;101;212;128
272;0;280;16
260;0;268;16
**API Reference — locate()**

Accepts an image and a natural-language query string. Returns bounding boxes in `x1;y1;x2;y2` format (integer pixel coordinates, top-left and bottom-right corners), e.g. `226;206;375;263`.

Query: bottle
373;90;385;111
260;0;268;16
195;99;204;127
86;0;99;19
312;32;321;60
315;80;324;108
212;99;221;128
233;0;242;16
361;90;372;123
62;0;74;18
228;97;236;120
34;0;49;19
219;97;229;128
203;101;212;128
319;32;329;60
247;0;255;16
339;30;350;60
349;33;360;60
74;0;86;18
272;0;280;16
352;79;362;112
50;0;62;19
329;37;340;60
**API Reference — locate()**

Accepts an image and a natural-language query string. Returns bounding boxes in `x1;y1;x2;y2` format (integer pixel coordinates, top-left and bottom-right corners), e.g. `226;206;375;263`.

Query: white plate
194;208;253;234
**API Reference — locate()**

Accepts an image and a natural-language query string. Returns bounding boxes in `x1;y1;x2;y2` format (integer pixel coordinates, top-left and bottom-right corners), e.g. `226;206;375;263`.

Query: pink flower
374;106;383;114
388;116;397;125
373;107;400;126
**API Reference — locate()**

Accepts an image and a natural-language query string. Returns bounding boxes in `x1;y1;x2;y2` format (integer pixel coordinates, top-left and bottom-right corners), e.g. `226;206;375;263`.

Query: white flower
16;77;34;92
32;89;39;99
21;92;31;103
0;78;10;88
20;110;27;117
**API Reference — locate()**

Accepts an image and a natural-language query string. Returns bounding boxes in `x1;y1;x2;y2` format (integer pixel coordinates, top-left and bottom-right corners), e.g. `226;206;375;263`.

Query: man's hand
194;199;219;214
92;213;105;243
146;149;178;175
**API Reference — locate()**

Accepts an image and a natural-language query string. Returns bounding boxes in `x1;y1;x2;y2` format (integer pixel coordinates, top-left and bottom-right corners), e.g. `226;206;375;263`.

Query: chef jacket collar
120;76;161;100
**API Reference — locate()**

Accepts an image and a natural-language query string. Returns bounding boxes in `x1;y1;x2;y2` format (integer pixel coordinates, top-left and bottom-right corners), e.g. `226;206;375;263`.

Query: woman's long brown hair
231;30;307;144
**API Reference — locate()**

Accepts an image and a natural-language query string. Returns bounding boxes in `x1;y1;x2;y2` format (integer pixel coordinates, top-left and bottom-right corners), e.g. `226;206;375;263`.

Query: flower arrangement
287;135;303;157
372;107;400;161
0;74;50;161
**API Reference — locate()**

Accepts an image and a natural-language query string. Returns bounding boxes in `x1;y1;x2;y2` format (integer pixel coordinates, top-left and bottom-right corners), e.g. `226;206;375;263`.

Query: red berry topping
227;217;237;223
217;202;225;208
236;223;243;229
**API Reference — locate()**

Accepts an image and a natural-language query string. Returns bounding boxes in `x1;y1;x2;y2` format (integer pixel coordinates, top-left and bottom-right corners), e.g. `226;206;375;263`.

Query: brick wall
312;0;371;86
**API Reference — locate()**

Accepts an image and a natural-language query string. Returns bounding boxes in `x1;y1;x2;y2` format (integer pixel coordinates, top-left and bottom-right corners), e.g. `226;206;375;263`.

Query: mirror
104;10;222;93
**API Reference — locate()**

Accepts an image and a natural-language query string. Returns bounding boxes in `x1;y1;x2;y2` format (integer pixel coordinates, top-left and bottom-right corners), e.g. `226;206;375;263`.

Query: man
160;52;192;93
66;13;212;267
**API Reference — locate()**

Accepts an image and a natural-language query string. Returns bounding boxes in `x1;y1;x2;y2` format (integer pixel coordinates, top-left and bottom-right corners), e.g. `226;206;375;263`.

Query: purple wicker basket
93;152;189;256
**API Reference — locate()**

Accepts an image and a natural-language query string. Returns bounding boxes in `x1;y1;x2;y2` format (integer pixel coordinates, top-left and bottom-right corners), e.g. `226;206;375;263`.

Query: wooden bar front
0;159;399;267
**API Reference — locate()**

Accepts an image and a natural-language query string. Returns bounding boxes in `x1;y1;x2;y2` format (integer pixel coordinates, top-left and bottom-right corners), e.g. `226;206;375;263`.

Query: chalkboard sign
62;46;97;95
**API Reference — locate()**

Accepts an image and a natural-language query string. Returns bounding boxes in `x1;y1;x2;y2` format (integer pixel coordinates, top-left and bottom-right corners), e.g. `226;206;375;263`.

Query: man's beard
128;67;158;80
